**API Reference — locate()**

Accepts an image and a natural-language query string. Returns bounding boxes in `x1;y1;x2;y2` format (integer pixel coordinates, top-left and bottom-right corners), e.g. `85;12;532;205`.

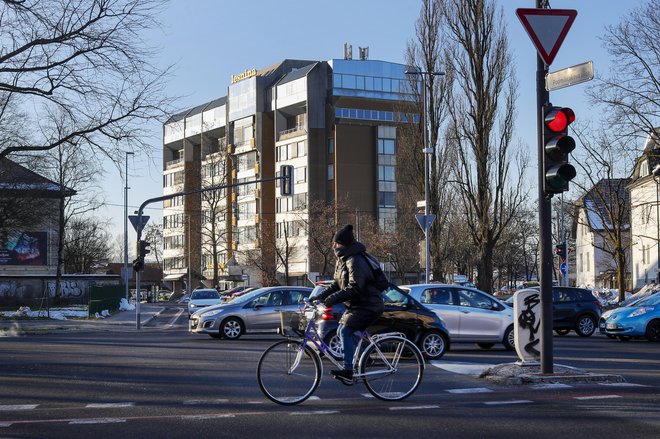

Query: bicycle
256;301;425;405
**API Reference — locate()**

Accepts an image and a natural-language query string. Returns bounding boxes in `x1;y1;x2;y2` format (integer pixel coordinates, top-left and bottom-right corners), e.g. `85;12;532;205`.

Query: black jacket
317;241;384;330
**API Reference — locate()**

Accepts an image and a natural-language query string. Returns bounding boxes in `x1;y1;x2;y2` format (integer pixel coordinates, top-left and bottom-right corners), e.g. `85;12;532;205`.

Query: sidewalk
0;303;166;335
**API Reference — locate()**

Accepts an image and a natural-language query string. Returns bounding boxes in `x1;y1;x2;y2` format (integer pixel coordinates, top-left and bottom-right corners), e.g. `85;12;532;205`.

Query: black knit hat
333;224;355;246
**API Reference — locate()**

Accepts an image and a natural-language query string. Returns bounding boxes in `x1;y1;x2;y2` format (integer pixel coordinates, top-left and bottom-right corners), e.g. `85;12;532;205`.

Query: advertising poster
0;231;48;266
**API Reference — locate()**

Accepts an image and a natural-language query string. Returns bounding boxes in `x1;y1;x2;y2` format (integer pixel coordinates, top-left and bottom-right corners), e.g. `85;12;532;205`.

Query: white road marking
574;395;622;400
361;393;375;398
598;382;648;387
183;399;229;405
290;410;339;415
0;404;38;411
431;361;496;376
69;418;126;424
389;405;440;411
0;423;12;427
445;387;494;394
167;308;186;328
85;402;135;408
484;400;533;405
530;383;572;389
188;414;235;420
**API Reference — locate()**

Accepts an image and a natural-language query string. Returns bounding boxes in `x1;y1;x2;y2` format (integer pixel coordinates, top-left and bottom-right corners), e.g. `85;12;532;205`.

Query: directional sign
128;214;150;232
560;262;567;275
516;8;577;66
415;214;436;232
546;61;593;91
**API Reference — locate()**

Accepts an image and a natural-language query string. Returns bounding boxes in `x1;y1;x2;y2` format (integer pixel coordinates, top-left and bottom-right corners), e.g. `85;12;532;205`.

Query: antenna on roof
359;46;369;60
344;43;353;60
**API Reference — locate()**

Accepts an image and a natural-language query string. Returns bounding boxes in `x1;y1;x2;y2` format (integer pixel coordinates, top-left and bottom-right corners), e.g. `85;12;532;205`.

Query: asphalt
0;302;166;334
1;304;625;385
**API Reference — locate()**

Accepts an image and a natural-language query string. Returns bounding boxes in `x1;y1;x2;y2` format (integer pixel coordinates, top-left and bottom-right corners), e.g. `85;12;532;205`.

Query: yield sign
128;214;150;232
516;8;577;66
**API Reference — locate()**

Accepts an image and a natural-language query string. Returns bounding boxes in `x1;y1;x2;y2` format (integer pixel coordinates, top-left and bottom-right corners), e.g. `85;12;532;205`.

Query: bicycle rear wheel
257;340;321;405
359;337;424;401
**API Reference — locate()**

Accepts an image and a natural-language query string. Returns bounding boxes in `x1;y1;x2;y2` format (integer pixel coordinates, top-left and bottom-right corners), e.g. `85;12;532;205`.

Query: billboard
0;231;48;266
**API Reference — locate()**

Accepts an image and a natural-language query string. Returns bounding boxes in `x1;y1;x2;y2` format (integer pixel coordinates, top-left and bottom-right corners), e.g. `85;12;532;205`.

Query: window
378;165;395;181
328;138;334;155
421;288;453;305
295;166;307;183
378;138;395;155
328;164;334;180
378;192;395;207
297;141;306;157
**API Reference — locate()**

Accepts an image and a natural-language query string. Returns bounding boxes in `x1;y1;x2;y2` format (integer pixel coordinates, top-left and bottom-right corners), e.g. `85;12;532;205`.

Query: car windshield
191;290;219;300
228;287;269;304
637;294;660;307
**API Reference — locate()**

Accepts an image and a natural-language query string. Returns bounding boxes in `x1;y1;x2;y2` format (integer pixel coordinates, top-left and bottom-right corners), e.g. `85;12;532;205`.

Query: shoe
331;369;353;383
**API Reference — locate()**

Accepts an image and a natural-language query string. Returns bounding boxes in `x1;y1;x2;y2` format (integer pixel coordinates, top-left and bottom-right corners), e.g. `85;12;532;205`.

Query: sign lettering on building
231;68;258;84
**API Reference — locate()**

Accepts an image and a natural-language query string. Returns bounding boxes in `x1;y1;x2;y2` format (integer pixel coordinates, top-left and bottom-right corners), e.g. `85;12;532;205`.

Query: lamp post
187;213;192;295
653;165;660;283
405;67;445;283
123;151;134;302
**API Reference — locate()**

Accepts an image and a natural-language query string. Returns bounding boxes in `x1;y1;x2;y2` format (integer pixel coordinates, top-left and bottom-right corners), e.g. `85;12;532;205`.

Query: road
0;304;658;438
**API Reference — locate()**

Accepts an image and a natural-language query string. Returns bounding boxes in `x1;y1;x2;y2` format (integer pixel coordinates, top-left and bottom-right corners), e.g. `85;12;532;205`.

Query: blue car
604;293;660;342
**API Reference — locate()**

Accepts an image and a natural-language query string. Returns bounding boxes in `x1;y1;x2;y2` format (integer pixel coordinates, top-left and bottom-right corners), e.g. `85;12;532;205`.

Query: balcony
278;125;307;141
165;157;184;170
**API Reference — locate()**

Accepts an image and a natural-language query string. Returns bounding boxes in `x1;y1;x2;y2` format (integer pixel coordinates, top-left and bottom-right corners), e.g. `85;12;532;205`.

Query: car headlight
629;307;650;317
189;303;197;308
199;308;224;318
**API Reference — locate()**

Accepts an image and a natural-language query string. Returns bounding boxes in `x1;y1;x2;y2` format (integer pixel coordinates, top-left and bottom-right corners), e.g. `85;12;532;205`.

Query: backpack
360;252;390;293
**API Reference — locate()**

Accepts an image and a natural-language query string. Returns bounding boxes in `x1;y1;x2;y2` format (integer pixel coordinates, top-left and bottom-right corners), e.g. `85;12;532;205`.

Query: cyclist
316;224;384;383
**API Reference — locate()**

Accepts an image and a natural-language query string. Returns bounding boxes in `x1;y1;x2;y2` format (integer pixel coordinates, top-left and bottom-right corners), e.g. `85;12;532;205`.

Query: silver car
189;286;312;339
400;284;514;350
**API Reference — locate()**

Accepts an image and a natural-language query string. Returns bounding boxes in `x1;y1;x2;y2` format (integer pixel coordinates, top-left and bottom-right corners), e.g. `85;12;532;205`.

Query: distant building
0;157;75;277
162;57;417;289
627;129;660;289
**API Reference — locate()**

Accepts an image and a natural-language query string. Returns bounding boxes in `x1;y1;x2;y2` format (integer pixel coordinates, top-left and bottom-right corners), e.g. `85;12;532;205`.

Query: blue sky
101;0;645;248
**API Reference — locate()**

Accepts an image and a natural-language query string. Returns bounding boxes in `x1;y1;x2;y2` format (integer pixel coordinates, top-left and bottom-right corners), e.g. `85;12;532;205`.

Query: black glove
323;296;336;307
316;287;331;302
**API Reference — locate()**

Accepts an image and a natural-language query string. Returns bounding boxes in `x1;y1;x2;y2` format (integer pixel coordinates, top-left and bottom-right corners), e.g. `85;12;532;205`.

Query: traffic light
138;240;151;258
555;243;566;259
280;164;293;196
132;257;144;272
543;105;576;197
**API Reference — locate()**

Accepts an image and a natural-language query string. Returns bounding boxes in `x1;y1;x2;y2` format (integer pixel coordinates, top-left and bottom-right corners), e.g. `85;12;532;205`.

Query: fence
89;285;125;316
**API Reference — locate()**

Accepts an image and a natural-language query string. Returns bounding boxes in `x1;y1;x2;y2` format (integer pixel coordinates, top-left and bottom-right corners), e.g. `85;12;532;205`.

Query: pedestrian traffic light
139;240;151;258
555;243;566;259
543;105;576;197
280;164;293;196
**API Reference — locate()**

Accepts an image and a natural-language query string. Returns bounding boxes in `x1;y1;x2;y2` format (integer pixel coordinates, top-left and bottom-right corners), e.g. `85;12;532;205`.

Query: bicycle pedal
333;375;354;386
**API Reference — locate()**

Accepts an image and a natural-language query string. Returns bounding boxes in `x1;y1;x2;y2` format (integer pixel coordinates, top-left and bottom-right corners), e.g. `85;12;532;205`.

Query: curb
479;362;625;385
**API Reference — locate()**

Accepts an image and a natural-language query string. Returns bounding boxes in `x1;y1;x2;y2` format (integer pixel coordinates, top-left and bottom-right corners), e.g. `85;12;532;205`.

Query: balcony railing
278;125;307;141
165;157;184;169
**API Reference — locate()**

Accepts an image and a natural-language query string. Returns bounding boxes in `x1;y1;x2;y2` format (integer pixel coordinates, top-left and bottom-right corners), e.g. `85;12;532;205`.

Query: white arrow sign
516;8;577;66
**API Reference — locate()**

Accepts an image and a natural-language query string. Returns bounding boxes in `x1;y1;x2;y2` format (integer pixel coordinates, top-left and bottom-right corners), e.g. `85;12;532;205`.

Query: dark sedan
310;283;450;360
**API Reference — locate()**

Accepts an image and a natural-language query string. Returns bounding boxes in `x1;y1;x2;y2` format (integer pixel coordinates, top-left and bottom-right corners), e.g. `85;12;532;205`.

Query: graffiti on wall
0;280;34;300
47;281;85;298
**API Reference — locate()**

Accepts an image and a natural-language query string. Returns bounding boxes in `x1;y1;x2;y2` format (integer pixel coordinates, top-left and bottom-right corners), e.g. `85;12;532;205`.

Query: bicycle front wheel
359;337;424;401
257;340;321;405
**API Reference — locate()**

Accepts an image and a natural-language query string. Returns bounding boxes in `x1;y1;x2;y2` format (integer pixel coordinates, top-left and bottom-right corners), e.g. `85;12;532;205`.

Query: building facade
162;58;417;289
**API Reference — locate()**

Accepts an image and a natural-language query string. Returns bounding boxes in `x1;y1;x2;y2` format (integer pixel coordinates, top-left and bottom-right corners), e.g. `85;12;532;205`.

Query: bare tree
442;0;528;293
405;0;453;282
63;216;112;273
588;0;660;142
0;0;172;164
144;222;163;271
301;200;337;278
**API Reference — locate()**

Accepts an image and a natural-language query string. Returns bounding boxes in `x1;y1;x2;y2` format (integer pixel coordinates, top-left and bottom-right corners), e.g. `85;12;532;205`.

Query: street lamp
186;213;192;295
124;151;134;302
652;164;660;283
405;67;445;283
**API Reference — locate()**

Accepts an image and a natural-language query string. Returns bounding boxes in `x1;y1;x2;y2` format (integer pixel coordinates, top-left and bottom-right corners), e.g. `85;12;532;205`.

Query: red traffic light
545;107;575;132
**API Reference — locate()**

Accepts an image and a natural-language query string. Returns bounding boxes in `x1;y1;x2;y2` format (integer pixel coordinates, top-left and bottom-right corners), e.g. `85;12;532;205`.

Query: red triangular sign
516;8;577;66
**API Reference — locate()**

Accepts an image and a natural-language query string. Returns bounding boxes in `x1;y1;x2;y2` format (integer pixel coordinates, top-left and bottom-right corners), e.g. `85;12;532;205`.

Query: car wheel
477;343;495;350
645;320;660;342
617;335;632;342
554;329;571;336
502;326;515;351
220;317;244;340
418;330;448;360
575;315;596;337
323;331;343;360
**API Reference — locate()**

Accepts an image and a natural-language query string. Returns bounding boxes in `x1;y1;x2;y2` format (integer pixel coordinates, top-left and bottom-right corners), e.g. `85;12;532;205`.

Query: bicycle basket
279;310;307;337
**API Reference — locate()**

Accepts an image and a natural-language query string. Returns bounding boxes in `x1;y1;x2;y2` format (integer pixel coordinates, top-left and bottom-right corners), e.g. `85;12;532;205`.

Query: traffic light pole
536;20;554;374
132;173;290;330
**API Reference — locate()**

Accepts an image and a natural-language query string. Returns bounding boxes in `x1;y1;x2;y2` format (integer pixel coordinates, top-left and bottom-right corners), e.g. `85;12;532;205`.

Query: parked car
310;283;451;360
604;293;660;342
401;283;514;350
187;288;222;316
189;286;312;339
599;295;653;336
505;286;601;337
220;286;257;302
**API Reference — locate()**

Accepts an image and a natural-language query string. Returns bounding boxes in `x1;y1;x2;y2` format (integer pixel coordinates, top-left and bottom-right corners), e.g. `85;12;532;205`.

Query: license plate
606;323;617;330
